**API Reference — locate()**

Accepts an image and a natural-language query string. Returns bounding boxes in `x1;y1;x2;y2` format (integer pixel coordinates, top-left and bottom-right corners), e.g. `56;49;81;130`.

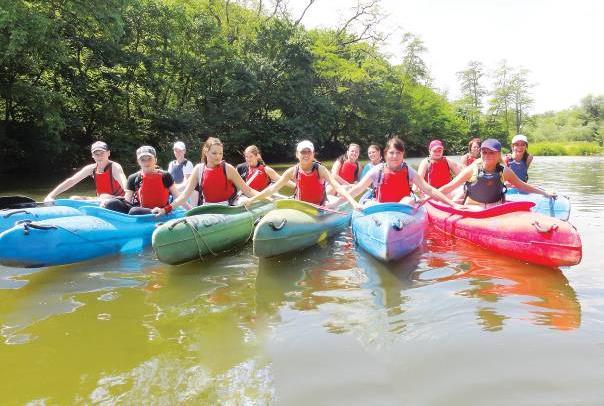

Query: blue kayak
0;205;184;268
352;203;427;262
0;199;99;233
505;188;570;221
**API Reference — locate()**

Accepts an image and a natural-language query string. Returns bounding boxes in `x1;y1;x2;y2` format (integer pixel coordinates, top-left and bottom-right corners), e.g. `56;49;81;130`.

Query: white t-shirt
168;159;194;183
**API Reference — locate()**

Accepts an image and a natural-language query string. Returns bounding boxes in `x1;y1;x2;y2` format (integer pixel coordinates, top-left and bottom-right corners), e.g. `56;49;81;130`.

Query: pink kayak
425;201;582;268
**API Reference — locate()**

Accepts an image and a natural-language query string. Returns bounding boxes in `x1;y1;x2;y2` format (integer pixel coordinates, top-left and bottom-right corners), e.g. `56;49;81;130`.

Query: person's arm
319;166;362;210
265;166;296;188
153;164;200;215
414;158;429;194
412;172;464;209
111;162;128;192
449;159;462;177
439;166;473;196
460;154;468;167
503;167;555;197
327;172;374;207
225;164;259;198
526;154;533;168
44;164;95;202
244;167;295;207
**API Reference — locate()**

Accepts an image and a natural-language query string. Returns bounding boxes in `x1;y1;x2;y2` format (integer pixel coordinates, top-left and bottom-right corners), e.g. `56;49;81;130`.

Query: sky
286;0;603;114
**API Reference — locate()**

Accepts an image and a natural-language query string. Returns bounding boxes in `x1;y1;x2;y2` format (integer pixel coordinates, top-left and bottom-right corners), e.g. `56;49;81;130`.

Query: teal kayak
152;202;274;265
505;188;570;220
253;200;352;257
0;205;184;268
352;203;427;262
0;199;99;233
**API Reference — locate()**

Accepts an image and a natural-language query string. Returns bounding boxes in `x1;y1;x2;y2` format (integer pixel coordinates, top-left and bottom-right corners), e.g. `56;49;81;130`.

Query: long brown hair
201;137;223;164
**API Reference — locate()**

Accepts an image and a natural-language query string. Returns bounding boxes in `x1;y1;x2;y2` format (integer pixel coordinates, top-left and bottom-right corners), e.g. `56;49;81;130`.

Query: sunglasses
480;148;498;155
138;155;154;162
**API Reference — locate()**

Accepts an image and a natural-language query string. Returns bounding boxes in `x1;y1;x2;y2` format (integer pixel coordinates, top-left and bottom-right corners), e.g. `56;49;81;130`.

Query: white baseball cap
296;140;314;152
136;145;156;159
173;141;186;151
512;134;528;144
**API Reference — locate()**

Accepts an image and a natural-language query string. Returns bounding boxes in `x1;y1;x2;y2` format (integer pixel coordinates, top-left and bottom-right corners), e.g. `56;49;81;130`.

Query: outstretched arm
439;166;473;196
243;167;295;207
503;167;555;197
44;164;95;202
226;164;259;198
319;166;361;210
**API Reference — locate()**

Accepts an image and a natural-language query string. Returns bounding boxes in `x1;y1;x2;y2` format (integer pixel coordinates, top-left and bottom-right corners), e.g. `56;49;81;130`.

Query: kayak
253;200;352;257
352;203;427;262
152;202;274;265
0;205;184;268
425;201;582;268
0;199;98;233
505;187;571;220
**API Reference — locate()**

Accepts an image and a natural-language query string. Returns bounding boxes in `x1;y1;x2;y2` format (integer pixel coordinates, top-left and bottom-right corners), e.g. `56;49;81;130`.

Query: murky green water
1;156;603;404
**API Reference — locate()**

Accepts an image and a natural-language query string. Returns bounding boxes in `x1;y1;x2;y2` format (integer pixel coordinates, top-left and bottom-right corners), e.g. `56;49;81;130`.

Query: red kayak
425;201;582;268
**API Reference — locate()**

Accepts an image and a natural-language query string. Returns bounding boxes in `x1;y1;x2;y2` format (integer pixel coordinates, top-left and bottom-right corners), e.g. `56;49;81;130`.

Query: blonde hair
201;137;223;164
244;145;265;165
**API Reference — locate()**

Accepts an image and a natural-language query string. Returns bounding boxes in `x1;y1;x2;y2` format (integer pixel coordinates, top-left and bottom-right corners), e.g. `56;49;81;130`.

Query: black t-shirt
126;170;174;191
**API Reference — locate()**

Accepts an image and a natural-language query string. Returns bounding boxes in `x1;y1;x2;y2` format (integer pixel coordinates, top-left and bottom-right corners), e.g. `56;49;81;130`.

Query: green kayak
253;200;352;258
152;202;274;265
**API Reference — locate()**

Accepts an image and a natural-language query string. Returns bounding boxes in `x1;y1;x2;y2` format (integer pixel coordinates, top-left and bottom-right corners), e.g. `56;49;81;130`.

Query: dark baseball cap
481;138;502;152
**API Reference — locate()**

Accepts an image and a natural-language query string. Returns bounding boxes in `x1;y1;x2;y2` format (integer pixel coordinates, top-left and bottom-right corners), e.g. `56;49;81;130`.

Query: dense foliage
0;0;470;173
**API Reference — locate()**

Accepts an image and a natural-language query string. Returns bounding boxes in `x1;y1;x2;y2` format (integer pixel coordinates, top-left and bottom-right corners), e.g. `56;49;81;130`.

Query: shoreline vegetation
0;1;602;175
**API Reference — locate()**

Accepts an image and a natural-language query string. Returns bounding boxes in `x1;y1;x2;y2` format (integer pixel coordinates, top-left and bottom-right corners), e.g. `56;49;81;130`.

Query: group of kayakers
43;132;551;215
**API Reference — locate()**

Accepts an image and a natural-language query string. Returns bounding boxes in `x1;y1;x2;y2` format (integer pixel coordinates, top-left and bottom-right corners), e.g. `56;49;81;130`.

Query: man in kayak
152;137;259;215
439;138;555;208
242;140;361;210
44;141;127;202
168;141;198;207
504;134;533;182
333;137;464;209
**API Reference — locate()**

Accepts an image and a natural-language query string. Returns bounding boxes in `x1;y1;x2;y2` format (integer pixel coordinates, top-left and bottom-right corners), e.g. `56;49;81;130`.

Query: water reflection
423;230;581;332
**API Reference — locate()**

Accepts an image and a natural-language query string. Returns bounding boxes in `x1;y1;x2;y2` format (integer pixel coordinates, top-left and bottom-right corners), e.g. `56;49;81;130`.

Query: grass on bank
519;141;603;156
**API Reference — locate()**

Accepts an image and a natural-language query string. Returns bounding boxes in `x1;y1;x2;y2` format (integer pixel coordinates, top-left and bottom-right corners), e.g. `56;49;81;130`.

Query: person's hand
43;195;55;203
543;190;557;199
243;198;254;209
151;207;165;217
352;201;363;211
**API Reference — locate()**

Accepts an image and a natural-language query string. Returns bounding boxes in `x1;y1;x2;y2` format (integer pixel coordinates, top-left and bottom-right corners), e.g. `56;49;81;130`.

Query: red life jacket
375;163;411;203
200;161;236;203
92;161;124;197
425;157;452;188
135;171;170;208
294;162;326;205
466;155;477;166
246;164;270;191
338;160;359;183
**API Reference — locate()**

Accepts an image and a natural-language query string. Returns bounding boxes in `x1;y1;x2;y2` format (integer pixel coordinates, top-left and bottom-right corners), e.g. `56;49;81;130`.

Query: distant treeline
0;1;601;174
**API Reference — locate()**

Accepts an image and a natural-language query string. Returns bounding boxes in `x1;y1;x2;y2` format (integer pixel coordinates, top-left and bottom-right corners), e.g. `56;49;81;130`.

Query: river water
1;156;603;404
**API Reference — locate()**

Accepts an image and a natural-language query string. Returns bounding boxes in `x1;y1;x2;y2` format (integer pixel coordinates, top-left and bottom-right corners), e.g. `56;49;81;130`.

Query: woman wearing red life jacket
460;137;481;168
339;137;463;209
104;146;180;215
417;139;461;191
235;145;284;191
44;141;127;202
330;143;362;186
153;137;258;215
439;138;555;208
242;140;361;209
